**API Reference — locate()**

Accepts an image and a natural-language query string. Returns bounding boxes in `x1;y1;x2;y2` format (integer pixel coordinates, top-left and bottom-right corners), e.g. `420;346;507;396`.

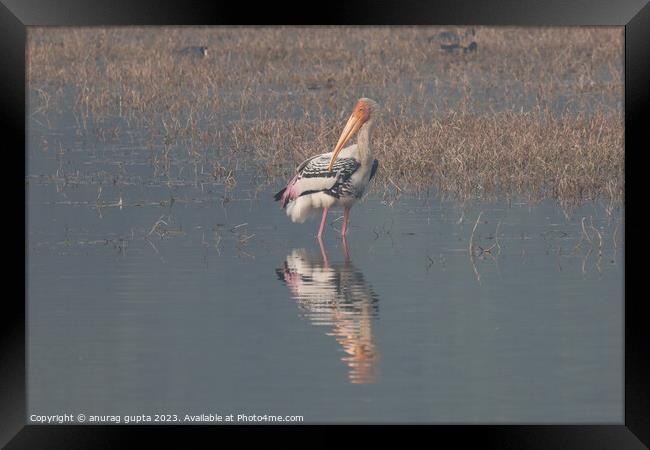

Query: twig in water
145;237;166;263
470;252;481;283
469;211;483;256
495;221;502;255
589;217;603;257
481;243;497;254
582;247;593;275
230;222;248;232
580;217;592;244
239;233;256;243
148;215;168;236
468;211;484;284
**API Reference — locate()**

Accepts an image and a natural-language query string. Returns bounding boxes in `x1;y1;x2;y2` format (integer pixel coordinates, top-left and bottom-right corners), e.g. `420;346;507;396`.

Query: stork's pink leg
341;207;350;236
317;207;328;238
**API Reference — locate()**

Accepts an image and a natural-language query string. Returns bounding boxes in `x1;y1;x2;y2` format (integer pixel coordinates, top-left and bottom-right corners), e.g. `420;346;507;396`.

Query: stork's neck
356;120;374;164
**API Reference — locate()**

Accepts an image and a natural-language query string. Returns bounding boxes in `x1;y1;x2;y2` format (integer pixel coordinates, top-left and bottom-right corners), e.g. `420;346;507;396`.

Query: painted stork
274;98;380;237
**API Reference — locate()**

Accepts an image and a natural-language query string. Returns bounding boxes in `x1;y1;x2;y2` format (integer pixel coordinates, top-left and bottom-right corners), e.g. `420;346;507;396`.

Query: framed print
3;0;649;446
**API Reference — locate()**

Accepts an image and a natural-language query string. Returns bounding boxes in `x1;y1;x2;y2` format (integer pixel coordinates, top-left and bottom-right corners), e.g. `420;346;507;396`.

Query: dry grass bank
28;26;624;206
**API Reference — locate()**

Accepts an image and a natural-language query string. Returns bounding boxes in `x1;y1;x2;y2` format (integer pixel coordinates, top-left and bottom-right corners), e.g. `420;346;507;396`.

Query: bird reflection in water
276;237;380;384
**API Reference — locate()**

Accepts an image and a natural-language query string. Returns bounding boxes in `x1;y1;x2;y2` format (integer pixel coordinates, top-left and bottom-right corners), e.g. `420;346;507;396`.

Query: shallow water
27;168;623;423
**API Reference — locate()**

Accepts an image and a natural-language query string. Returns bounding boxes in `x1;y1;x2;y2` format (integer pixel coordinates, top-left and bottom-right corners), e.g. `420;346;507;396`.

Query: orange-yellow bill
327;111;366;171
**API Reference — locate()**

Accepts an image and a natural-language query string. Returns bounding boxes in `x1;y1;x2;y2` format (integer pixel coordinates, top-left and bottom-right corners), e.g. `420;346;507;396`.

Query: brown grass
27;26;624;207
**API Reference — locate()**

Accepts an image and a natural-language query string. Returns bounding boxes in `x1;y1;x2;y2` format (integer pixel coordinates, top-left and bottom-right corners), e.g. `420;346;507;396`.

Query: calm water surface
27;98;623;424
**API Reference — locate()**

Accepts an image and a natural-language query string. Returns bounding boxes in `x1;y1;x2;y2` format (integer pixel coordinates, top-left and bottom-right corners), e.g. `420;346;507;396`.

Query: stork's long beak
327;111;366;171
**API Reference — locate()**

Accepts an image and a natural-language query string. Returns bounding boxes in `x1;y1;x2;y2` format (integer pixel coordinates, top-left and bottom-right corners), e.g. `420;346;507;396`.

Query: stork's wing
296;153;325;173
300;154;359;179
295;154;361;194
275;154;360;207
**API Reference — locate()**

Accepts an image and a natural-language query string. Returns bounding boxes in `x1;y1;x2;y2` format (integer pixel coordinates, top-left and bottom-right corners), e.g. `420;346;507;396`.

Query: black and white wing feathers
294;154;361;199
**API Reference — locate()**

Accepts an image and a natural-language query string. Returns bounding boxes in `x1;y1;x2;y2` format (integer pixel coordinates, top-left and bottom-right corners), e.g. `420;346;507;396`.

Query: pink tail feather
275;173;300;208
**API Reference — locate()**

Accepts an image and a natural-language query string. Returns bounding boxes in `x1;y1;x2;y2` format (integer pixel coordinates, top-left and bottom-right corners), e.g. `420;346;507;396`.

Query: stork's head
327;98;379;171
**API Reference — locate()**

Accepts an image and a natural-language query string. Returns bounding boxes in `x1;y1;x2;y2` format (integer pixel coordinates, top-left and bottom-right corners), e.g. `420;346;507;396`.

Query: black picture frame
4;0;648;447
